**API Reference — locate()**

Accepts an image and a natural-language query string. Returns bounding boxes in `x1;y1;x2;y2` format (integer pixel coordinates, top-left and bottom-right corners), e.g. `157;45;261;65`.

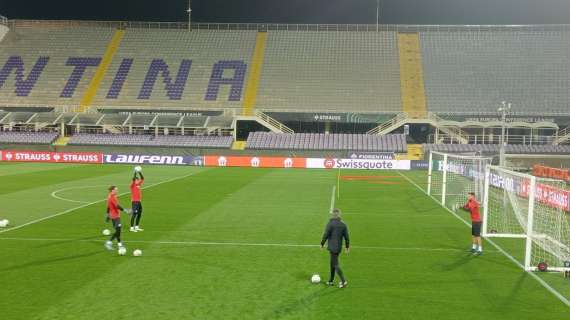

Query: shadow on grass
263;285;340;320
32;235;102;249
439;252;474;271
1;250;104;272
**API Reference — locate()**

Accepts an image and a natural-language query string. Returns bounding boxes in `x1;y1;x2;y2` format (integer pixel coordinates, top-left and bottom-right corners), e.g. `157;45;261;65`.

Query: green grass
0;164;568;319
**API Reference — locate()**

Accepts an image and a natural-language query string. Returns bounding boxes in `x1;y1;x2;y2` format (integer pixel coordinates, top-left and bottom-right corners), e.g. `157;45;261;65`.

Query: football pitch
0;163;568;319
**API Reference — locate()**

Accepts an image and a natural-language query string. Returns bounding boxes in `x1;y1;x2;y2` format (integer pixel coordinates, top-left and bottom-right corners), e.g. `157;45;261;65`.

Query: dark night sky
2;0;570;25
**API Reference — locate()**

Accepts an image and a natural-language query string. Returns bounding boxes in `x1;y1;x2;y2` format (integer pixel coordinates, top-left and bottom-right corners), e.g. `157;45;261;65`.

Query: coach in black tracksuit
321;208;350;288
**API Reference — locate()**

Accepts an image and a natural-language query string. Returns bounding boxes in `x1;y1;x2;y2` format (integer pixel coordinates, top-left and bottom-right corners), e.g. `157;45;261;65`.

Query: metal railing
255;110;294;134
428;134;556;145
367;112;408;135
9;19;570;32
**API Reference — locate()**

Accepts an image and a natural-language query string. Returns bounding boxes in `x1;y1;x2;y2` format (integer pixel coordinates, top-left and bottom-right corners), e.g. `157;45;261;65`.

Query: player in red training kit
129;171;145;232
461;192;483;255
105;186;130;251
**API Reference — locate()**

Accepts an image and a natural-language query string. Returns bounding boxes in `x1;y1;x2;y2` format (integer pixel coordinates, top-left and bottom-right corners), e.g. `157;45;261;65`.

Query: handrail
367;112;408;135
255;110;294;134
428;133;556;145
9;19;570;32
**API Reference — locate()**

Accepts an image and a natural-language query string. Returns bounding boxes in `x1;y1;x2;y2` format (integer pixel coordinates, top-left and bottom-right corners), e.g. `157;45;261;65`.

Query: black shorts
112;218;122;229
472;221;482;237
132;201;142;215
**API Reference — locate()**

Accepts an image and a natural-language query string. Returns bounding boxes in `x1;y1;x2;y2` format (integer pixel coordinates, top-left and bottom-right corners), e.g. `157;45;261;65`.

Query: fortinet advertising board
306;158;411;170
0;150;102;164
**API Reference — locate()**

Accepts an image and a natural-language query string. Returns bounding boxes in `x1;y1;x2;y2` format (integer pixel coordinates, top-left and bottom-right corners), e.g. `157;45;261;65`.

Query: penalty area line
0;171;200;235
397;171;570;308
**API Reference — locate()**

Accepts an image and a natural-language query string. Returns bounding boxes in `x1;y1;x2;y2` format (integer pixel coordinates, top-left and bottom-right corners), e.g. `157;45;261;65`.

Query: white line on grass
0;171;200;235
397;171;570;308
0;236;490;253
329;185;336;213
50;185;109;204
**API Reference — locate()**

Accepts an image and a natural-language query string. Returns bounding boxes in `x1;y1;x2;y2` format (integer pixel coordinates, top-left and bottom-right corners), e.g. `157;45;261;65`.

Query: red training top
107;193;121;219
130;179;144;202
464;198;481;222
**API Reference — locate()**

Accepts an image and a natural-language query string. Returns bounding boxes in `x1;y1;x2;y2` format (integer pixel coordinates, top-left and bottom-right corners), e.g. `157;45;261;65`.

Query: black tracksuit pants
329;251;345;282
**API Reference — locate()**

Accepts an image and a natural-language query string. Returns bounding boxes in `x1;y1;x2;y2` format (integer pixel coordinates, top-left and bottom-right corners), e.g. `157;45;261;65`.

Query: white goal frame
482;165;570;272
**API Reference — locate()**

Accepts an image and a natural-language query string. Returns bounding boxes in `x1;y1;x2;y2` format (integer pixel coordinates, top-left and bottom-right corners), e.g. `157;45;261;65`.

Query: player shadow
438;253;474;271
262;286;340;320
497;272;528;311
32;235;102;249
1;250;103;272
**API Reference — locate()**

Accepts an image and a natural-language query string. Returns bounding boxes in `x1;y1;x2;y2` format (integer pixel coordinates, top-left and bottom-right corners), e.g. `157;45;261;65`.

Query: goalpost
427;151;492;211
483;165;570;272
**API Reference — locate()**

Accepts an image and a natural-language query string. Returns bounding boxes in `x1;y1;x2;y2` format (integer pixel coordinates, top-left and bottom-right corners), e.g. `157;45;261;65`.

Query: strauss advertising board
0;150;103;163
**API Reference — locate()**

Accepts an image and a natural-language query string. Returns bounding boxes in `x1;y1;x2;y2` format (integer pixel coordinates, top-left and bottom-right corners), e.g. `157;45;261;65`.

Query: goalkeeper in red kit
129;171;144;232
461;192;483;255
105;186;130;251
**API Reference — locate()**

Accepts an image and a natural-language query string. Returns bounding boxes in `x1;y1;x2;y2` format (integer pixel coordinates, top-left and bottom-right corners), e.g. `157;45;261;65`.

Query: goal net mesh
428;151;491;212
485;166;570;271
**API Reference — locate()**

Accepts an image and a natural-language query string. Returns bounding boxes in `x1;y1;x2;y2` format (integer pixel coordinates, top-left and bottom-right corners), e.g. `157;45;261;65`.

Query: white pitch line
0;236;487;253
329;185;336;213
0;171;200;235
397;171;570;308
50;185;109;204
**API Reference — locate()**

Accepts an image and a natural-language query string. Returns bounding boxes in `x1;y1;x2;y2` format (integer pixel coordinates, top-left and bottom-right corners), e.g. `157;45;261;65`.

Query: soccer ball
134;166;142;172
102;229;111;236
311;274;321;284
118;247;127;256
133;249;142;257
537;261;548;272
0;219;9;227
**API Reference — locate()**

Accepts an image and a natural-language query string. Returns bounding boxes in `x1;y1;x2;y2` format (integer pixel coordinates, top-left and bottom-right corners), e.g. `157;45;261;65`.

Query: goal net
504;154;570;172
483;165;570;272
428;151;491;211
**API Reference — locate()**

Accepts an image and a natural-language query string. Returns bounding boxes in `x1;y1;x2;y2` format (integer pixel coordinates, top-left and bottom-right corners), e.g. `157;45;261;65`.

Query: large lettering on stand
204;60;247;101
137;59;192;100
0;56;49;96
0;56;248;102
60;57;101;98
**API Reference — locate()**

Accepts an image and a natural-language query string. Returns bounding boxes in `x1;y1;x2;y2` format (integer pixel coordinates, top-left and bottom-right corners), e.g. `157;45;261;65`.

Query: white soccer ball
118;247;127;256
102;229;111;236
311;274;321;284
0;219;7;228
133;249;142;257
134;166;142;172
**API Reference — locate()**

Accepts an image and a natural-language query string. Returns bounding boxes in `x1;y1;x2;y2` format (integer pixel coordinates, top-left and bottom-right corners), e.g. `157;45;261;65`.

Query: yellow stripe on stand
242;32;268;116
76;29;125;112
397;33;428;119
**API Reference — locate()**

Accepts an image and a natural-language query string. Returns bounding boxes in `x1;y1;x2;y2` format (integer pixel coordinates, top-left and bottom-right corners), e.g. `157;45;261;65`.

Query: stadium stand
420;29;570;115
247;132;407;152
92;29;257;110
256;31;402;113
0;131;58;144
424;144;570;154
68;133;233;148
0;27;114;106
